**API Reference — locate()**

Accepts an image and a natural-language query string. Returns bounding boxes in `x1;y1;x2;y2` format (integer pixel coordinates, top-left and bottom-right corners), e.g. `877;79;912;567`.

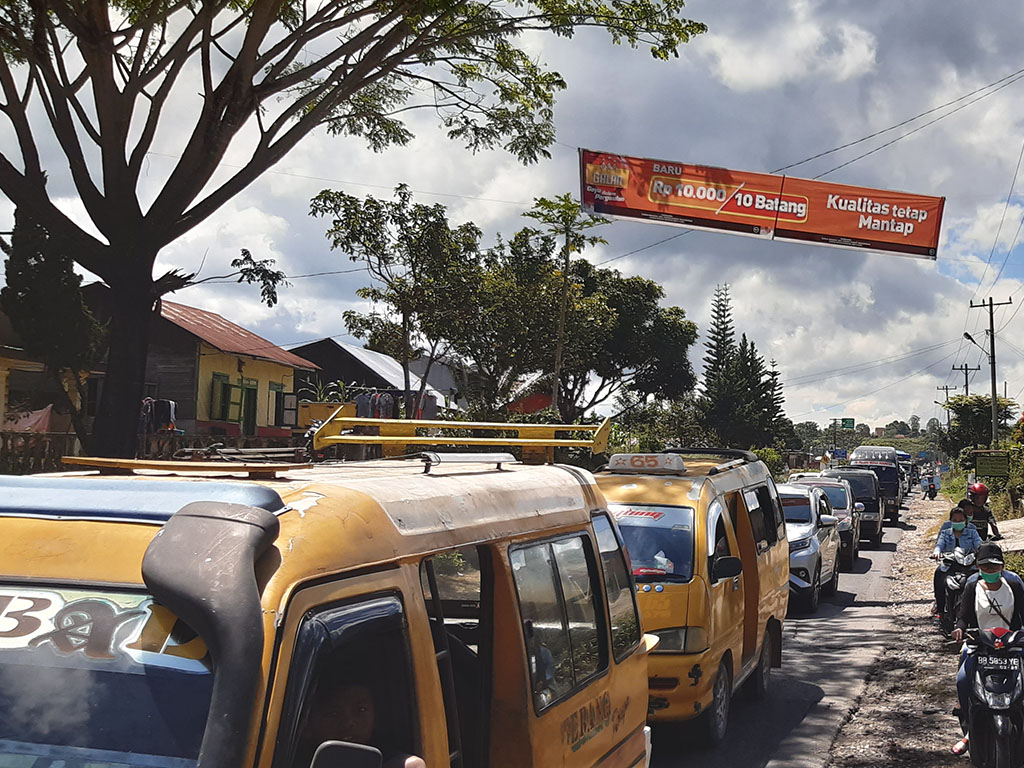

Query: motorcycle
963;627;1024;767
928;482;938;500
940;548;978;635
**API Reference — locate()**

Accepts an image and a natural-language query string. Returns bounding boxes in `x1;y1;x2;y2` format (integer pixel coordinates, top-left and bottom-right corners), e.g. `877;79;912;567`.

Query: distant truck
849;445;902;525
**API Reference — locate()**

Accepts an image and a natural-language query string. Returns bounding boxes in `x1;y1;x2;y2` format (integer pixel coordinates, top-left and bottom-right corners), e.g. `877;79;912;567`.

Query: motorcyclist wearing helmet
930;507;982;619
958;482;1001;541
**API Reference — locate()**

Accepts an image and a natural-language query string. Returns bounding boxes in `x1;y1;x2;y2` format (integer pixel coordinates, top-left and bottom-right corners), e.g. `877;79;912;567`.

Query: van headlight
651;627;708;653
789;537;811;551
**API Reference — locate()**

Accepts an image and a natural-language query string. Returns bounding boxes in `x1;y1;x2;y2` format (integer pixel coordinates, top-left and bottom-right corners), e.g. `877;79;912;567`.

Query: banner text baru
580;150;944;259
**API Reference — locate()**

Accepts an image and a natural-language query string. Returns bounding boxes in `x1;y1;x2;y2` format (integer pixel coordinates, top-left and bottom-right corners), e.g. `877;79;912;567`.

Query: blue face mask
981;571;1002;584
951;521;966;532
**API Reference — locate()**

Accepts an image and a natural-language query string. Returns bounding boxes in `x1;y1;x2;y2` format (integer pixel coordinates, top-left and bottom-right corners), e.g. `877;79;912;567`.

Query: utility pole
936;384;957;432
952;363;981;396
969;297;1013;447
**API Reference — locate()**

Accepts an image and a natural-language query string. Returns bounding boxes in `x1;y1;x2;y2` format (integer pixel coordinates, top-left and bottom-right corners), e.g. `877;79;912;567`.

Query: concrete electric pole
968;296;1013;447
952;363;982;396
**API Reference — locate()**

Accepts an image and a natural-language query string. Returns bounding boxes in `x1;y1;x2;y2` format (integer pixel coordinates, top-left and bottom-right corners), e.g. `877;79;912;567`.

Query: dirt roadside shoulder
826;496;962;767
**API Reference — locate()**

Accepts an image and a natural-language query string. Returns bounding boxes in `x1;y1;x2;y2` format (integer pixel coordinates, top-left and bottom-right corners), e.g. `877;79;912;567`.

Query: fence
140;433;305;460
0;431;306;475
0;432;80;475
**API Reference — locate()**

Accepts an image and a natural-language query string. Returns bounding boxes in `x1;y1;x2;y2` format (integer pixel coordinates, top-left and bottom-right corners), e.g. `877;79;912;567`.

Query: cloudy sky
11;0;1024;430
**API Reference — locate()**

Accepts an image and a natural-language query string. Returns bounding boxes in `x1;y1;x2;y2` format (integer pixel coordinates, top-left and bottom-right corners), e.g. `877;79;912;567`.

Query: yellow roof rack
312;412;611;464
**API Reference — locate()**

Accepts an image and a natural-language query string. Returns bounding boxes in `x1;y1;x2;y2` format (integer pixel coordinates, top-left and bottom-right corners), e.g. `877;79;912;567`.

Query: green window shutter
211;373;229;420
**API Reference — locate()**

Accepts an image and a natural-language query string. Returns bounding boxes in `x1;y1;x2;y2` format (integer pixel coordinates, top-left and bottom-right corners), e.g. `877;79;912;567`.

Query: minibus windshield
0;586;213;768
609;504;695;583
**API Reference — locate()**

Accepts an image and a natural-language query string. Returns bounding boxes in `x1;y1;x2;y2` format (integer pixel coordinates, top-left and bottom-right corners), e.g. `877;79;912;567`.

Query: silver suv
777;484;841;613
791;476;862;571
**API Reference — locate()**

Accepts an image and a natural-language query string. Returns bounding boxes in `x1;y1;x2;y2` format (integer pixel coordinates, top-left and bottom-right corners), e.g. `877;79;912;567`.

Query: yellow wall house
139;300;318;437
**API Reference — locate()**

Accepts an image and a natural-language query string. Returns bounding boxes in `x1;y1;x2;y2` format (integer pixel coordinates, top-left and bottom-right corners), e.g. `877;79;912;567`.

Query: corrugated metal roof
161;300;318;370
332;339;445;400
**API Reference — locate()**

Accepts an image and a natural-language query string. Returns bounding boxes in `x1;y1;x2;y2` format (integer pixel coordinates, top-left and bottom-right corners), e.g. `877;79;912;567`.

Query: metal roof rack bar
419;452;516;474
664;447;759;463
312;412;611;464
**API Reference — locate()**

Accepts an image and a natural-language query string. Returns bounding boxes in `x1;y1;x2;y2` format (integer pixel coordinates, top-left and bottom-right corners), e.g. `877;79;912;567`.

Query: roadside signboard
975;451;1010;478
579;149;944;259
833;449;848;459
918;451;929;458
841;418;855;429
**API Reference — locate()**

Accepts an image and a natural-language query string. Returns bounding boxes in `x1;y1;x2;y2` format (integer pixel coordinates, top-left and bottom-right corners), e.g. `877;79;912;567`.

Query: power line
194;265;369;285
772;64;1024;174
812;72;1024;179
595;230;693;267
783;339;959;387
791;348;960;418
596;69;1024;268
145;151;531;208
972;136;1024;302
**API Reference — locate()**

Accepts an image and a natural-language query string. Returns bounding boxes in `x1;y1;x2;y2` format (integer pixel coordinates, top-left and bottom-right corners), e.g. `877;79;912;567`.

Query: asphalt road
651;498;907;768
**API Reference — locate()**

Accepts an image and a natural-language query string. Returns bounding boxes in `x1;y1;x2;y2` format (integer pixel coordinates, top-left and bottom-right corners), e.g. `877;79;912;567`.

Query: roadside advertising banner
579;149;945;259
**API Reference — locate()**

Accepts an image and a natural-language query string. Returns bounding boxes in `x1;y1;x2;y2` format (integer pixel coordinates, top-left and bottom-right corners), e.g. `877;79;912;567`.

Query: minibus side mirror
819;514;838;528
712;556;742;580
854;503;865;513
310;741;382;768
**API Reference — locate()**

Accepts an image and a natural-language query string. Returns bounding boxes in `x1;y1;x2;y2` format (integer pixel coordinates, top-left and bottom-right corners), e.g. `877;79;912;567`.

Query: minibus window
609;504;695;583
592;514;642;662
742;489;770;546
511;544;574;709
511;537;607;713
272;595;419;768
551;538;603;681
419;547;492;768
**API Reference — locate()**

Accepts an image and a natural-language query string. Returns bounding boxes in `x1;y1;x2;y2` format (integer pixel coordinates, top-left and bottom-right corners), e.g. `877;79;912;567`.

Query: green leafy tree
311;185;480;415
856;422;871;437
557;260;697;422
0;1;705;456
794;421;823;451
450;230;562;417
926;417;943;437
523;194;609;412
0;209;104;451
884;420;911;437
941;395;1017;456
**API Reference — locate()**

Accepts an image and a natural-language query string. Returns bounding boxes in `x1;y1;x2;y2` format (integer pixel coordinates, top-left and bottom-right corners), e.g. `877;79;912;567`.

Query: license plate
979;656;1021;669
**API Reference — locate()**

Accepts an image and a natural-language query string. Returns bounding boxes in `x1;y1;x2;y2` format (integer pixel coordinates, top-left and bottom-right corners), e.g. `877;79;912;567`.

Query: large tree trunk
93;280;156;457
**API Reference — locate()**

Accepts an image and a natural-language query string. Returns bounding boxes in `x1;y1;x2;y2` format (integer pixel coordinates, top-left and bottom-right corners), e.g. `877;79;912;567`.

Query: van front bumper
647;649;715;722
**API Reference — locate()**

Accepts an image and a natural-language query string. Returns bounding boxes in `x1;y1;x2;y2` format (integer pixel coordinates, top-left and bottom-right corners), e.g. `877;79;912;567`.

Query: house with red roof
85;289;318;437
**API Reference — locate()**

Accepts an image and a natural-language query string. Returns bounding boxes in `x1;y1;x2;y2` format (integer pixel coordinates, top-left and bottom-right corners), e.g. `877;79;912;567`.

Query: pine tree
1;209;105;451
765;358;786;440
698;285;739;443
702;284;735;386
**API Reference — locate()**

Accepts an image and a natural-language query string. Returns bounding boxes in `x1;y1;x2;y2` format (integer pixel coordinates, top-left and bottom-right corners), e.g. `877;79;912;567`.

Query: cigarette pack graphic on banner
580;149;945;259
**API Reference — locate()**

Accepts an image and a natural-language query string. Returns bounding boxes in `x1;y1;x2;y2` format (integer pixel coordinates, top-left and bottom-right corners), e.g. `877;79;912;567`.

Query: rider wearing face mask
950;542;1024;755
958;482;1001;541
931;507;982;619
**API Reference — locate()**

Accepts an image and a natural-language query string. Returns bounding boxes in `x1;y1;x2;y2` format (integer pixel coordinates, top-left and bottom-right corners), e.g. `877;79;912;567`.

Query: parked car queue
0;431;923;767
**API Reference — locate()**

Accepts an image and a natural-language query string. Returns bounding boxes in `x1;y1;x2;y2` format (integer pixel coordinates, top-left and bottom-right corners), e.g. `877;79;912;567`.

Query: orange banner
580;150;944;259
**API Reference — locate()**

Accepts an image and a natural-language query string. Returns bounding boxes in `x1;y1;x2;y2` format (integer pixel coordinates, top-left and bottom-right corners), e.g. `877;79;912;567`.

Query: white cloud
699;2;877;92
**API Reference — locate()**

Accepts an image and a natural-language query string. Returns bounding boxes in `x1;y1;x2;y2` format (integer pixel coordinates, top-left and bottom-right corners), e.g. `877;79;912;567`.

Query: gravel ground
826;495;964;768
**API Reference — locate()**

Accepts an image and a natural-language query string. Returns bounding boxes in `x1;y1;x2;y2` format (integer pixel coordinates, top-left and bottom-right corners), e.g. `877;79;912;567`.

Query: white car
777;483;841;613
